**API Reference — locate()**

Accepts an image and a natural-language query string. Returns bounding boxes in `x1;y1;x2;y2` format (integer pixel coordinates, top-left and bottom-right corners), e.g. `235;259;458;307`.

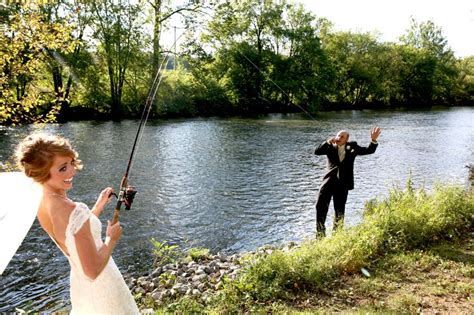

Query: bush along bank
132;182;473;313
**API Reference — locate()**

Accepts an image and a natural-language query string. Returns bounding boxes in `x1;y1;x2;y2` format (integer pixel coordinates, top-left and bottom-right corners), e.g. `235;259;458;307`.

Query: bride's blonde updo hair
15;133;82;183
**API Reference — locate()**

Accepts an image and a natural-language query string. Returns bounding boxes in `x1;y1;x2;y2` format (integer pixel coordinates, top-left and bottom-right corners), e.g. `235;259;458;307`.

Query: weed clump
215;183;473;311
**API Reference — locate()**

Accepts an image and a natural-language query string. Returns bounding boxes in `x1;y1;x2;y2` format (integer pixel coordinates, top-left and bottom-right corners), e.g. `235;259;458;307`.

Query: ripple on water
0;108;472;311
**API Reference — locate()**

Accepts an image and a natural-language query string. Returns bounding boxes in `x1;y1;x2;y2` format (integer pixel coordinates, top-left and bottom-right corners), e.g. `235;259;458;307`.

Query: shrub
150;239;181;266
214;183;473;311
186;247;211;262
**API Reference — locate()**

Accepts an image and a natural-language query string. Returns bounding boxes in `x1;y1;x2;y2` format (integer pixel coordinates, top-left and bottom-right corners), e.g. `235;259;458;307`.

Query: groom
314;127;381;236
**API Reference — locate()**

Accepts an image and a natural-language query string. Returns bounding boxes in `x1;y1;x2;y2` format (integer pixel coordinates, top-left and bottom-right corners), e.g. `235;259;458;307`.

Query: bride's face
44;155;77;192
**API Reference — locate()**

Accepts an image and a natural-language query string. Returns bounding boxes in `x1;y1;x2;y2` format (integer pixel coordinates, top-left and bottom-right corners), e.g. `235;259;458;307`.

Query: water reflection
1;108;473;311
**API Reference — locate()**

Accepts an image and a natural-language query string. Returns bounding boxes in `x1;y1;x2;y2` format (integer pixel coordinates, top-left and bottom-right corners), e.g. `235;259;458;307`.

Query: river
0;107;472;311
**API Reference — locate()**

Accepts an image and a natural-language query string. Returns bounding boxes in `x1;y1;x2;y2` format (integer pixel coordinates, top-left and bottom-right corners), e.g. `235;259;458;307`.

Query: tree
398;46;437;106
452;56;474;105
268;5;333;112
148;0;205;77
400;19;457;105
0;2;76;124
36;0;94;121
323;31;383;107
89;0;145;119
203;0;289;113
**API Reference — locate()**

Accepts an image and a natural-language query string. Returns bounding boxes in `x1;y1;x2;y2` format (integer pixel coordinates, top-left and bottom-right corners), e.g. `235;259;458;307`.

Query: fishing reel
110;185;137;210
123;186;137;210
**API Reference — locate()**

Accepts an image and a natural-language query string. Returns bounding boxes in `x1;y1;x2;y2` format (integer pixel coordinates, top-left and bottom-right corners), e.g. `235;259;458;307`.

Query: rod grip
111;176;128;224
112;209;120;225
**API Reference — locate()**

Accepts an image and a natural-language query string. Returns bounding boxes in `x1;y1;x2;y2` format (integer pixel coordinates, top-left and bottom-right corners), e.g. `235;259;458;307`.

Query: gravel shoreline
128;242;298;307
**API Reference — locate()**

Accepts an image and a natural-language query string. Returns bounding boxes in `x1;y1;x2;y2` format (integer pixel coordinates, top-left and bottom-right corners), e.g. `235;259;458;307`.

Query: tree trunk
106;51;121;120
152;0;162;78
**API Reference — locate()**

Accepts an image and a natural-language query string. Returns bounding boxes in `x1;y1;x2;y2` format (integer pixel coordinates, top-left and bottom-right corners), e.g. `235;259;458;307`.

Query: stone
152;291;162;301
197;283;206;292
192;274;207;282
172;283;190;294
202;265;212;274
134;287;146;294
217;253;228;262
169;288;177;298
151;267;163;277
195;268;205;275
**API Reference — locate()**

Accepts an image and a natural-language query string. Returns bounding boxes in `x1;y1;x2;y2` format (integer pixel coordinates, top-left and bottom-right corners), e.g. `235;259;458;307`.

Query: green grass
146;183;473;313
185;247;211;262
210;183;473;312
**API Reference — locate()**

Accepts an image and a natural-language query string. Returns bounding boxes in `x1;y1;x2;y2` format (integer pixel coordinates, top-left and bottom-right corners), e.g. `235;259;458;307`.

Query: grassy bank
147;182;473;313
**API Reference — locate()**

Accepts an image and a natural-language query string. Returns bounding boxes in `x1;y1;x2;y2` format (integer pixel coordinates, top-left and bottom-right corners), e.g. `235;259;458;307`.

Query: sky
295;0;474;57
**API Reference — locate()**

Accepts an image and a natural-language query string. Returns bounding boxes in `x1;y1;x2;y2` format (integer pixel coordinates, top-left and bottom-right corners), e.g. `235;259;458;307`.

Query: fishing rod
111;35;184;224
111;57;166;224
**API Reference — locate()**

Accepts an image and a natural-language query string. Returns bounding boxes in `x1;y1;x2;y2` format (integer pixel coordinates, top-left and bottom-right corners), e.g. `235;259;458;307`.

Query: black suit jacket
315;140;378;190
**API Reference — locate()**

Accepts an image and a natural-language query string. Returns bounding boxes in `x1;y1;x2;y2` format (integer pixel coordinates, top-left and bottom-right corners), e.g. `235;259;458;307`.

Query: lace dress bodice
62;202;139;315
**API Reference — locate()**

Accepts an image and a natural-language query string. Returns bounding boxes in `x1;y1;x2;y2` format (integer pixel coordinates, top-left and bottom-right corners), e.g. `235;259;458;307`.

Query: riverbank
132;237;473;314
131;182;473;313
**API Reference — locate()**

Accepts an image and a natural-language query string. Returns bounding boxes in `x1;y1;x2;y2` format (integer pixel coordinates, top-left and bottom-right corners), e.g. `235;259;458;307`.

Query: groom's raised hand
371;127;381;142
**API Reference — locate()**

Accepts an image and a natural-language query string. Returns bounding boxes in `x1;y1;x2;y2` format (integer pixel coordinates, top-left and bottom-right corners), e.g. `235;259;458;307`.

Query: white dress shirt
337;144;345;162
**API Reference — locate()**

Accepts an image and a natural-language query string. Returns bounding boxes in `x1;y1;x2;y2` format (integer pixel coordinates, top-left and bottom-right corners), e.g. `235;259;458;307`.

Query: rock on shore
127;243;297;307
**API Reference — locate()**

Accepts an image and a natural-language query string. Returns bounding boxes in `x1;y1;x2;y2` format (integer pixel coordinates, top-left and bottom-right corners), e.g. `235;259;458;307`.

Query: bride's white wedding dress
62;202;139;315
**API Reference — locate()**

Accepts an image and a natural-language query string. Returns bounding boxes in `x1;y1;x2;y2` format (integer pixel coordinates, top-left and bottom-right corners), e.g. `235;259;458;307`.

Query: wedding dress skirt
65;202;139;315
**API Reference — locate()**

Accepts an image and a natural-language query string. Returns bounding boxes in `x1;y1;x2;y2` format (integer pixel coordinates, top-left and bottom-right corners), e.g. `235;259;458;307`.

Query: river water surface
0;108;472;311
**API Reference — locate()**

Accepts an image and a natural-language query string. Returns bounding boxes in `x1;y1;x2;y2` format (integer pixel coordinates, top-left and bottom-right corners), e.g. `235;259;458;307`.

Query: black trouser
315;177;348;235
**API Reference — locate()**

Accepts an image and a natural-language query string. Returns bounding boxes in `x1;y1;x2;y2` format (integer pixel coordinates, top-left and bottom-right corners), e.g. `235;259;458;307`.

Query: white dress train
0;172;42;275
64;202;139;315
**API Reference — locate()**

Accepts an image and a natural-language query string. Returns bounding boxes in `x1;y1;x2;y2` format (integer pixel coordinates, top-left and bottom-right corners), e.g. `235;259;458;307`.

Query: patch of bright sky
295;0;473;57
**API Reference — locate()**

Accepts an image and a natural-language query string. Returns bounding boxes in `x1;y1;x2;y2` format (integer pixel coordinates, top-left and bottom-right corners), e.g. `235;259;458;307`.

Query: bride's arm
74;219;122;280
91;187;114;217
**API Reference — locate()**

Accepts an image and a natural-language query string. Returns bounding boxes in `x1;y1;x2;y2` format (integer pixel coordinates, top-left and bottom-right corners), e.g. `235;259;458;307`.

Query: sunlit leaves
0;1;77;124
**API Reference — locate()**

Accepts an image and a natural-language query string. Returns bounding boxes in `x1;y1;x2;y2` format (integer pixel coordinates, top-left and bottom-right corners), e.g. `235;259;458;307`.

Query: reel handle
111;177;128;224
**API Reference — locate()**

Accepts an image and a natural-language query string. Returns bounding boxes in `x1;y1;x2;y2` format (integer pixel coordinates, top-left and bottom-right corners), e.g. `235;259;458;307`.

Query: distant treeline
0;0;473;124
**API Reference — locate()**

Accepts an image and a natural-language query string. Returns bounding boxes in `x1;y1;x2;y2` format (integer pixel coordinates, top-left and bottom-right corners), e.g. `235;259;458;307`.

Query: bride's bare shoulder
40;196;76;225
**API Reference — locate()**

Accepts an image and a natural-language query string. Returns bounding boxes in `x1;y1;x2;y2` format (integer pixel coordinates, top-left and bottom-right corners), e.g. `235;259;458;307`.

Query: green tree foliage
155;68;197;117
201;0;334;114
0;2;76;124
267;5;333;112
400;19;458;105
0;1;471;124
398;46;437;106
89;0;146;119
203;0;288;114
39;0;93;121
182;43;235;116
148;0;205;80
323;31;386;107
452;56;474;105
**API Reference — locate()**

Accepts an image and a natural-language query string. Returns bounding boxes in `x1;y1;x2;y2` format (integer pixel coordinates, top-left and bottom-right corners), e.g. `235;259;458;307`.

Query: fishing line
112;31;186;223
126;31;186;180
124;55;169;180
236;49;317;121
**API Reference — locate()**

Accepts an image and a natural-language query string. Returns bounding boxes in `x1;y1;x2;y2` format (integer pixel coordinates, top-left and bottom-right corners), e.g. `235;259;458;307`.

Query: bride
13;133;139;314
